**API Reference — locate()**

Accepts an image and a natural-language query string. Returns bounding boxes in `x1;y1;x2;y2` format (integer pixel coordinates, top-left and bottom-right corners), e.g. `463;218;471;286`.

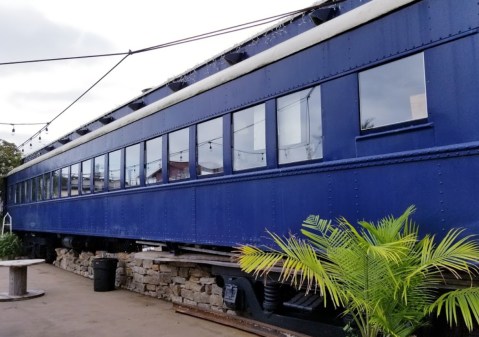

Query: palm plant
237;206;479;337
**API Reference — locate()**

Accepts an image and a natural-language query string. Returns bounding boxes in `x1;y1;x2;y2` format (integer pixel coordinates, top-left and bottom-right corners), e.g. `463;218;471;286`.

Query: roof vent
99;116;114;125
310;7;337;25
76;128;90;136
168;81;187;92
224;52;247;65
58;138;70;145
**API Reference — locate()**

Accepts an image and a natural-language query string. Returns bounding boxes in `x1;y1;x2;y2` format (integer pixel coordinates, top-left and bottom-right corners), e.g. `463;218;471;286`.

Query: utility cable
18;52;131;150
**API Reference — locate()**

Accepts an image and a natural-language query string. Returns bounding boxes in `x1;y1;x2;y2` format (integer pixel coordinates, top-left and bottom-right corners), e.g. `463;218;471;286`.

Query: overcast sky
0;0;315;155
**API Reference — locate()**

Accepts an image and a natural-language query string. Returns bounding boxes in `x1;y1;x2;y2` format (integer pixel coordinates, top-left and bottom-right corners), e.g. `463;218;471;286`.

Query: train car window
44;172;51;200
25;179;32;202
61;167;69;197
81;160;92;194
15;183;20;204
277;86;323;164
108;150;121;190
94;155;106;192
8;185;14;204
233;104;266;171
52;170;60;199
70;163;79;196
359;53;427;131
125;144;140;187
197;117;223;176
168;128;190;181
37;175;44;201
145;136;162;185
31;178;37;202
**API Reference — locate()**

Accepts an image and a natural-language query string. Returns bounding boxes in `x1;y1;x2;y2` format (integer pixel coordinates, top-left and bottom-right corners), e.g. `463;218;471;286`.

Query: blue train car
4;0;479;334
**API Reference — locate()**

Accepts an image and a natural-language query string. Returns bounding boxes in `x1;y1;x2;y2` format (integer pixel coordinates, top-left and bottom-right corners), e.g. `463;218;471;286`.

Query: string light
11;124;15;135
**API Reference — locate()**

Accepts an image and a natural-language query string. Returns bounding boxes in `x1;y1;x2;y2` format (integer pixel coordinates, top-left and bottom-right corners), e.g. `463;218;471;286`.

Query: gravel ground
0;263;255;337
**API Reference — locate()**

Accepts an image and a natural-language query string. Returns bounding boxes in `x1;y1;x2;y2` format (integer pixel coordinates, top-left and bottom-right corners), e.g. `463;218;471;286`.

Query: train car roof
8;0;417;176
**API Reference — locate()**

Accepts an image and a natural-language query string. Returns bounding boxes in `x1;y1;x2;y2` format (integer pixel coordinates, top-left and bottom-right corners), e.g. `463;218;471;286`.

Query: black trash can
92;257;118;292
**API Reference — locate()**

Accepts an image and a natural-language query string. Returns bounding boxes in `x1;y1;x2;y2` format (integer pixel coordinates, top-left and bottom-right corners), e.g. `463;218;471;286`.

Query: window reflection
169;128;190;181
108;150;121;190
359;53;427;130
82;160;91;194
125;144;140;187
146;137;162;185
233;104;266;171
37;175;44;200
94;155;105;192
277;86;323;164
44;172;51;199
61;167;69;197
52;170;60;199
31;178;37;202
70;164;79;196
197;117;223;176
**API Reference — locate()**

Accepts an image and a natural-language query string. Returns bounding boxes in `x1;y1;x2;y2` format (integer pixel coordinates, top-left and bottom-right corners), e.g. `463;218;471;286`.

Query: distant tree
0;139;22;216
0;139;22;177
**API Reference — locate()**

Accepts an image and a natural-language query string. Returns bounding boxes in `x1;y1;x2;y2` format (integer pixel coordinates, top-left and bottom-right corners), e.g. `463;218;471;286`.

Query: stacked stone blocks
54;249;226;313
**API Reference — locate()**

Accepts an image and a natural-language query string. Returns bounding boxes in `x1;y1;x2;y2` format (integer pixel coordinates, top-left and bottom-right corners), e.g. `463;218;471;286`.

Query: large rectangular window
145;137;162;185
125;144;140;187
108;150;121;190
233;104;266;171
359;53;427;131
94;155;105;192
44;172;51;200
37;175;43;201
82;159;92;194
70;163;79;196
52;170;60;199
277;86;323;164
197;117;223;176
61;167;69;197
168;128;190;181
31;178;37;202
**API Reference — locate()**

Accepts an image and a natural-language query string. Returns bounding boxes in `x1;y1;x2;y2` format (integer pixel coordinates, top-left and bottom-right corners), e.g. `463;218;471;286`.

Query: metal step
283;292;323;312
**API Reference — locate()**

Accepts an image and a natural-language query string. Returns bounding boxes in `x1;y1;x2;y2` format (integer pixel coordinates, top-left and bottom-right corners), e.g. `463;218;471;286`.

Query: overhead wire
2;2;337;153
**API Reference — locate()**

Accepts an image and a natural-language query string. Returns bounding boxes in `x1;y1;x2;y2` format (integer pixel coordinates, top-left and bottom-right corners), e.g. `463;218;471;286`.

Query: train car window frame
37;175;44;201
277;85;323;165
81;159;92;195
233;104;267;171
145;136;163;185
359;53;428;132
61;167;69;197
52;169;60;199
31;178;37;202
108;150;121;190
70;163;80;196
168;128;190;182
197;117;224;177
94;155;106;193
44;172;51;200
125;144;140;188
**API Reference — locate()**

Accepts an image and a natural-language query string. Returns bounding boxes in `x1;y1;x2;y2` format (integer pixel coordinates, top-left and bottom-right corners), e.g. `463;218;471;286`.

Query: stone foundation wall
53;248;228;313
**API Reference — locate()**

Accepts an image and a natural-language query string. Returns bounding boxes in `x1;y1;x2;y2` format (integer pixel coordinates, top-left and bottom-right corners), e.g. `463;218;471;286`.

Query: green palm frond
237;207;479;337
428;287;479;331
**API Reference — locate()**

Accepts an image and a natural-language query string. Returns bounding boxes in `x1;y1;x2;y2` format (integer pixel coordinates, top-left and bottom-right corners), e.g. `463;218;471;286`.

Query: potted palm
237;206;479;337
0;232;22;260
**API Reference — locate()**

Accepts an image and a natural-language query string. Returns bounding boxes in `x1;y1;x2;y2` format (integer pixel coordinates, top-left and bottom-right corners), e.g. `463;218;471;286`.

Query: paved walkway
0;263;255;337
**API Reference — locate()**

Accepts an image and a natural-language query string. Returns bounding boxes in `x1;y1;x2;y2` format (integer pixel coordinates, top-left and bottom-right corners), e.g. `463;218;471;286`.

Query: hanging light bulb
209;141;212;150
45;124;49;134
11;124;15;135
38;133;42;143
29;141;32;148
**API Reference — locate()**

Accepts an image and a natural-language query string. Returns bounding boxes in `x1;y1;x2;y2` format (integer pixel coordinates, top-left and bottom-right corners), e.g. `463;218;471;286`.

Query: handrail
1;212;12;235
